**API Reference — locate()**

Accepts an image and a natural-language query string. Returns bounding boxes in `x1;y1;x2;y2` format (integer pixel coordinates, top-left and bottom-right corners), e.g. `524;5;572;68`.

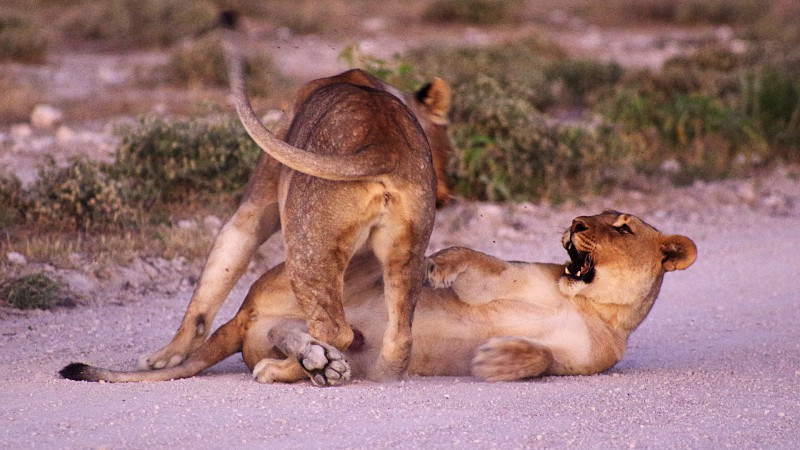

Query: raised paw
471;337;553;382
424;255;463;289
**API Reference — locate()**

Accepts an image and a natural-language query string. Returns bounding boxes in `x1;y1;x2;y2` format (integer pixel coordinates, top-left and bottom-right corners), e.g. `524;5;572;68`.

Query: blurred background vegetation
1;0;798;283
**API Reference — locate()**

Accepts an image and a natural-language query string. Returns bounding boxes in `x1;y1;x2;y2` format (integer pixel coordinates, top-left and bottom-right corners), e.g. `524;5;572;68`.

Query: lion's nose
571;219;589;234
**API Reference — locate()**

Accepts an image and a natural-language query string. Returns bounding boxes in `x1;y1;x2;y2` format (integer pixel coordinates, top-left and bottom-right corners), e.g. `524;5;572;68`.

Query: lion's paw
425;256;461;289
298;340;351;386
138;340;199;370
471;337;552;382
252;359;284;384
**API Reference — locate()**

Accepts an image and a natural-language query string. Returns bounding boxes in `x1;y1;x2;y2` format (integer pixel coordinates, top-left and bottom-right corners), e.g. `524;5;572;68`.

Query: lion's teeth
576;270;582;277
564;267;571;275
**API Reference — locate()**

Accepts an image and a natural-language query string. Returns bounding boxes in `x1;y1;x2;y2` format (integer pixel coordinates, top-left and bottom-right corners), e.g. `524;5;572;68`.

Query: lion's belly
490;302;596;372
345;286;598;378
344;288;486;377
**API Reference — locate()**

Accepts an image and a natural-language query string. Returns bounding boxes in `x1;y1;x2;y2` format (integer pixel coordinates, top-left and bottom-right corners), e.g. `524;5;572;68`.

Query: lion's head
558;211;697;310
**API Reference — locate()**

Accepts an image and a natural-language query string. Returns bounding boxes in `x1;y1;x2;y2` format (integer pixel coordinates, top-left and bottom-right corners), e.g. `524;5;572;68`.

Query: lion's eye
614;224;633;235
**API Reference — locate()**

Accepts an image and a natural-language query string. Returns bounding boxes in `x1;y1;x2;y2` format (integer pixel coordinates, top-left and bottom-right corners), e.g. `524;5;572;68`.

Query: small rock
7;252;27;265
176;219;198;230
30;104;64;129
203;215;223;233
730;39;748;54
761;194;792;216
762;194;787;208
736;182;757;205
55;125;76;143
10;123;32;140
715;25;734;42
660;158;681;174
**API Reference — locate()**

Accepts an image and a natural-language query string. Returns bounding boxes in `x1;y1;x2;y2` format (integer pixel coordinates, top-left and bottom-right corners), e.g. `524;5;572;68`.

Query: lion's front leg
425;246;511;305
471;337;554;381
140;196;280;370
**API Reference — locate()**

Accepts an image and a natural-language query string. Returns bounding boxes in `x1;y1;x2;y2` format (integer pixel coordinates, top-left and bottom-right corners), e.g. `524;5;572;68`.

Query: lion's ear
415;77;451;124
660;235;697;272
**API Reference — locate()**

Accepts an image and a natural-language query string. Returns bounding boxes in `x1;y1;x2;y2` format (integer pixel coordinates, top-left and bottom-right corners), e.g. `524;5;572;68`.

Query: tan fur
62;212;696;384
138;26;454;383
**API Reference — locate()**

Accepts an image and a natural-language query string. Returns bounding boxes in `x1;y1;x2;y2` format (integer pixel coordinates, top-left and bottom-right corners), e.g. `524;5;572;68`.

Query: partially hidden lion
61;211;696;384
136;19;454;383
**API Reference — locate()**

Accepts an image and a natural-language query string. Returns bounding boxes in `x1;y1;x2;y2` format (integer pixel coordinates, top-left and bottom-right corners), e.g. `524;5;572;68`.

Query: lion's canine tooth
564;267;571;275
576;270;582;277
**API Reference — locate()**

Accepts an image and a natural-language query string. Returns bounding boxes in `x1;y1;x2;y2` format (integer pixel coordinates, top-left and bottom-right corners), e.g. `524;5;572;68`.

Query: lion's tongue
581;255;593;274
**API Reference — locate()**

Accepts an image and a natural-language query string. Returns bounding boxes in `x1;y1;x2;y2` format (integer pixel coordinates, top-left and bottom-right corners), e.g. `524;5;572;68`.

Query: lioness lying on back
61;211;696;384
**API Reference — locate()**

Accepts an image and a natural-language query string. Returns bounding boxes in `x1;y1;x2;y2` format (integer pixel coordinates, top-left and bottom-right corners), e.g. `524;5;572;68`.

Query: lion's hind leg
253;320;351;386
471;337;554;381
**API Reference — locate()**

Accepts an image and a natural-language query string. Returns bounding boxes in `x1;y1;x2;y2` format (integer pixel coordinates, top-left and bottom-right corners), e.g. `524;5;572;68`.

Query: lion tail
219;22;398;181
59;316;243;383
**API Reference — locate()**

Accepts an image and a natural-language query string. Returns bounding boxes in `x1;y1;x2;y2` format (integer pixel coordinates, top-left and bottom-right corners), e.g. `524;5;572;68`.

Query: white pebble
31;104;64;129
7;252;27;265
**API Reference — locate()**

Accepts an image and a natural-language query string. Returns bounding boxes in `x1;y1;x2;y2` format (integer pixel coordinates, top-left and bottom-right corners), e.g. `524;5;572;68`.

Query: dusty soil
2;172;799;448
2;9;799;450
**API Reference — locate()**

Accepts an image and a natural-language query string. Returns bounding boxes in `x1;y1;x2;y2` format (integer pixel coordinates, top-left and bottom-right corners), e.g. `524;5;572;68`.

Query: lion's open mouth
564;240;595;283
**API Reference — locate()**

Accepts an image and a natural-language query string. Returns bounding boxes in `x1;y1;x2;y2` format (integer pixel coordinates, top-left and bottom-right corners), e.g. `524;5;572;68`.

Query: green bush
742;68;800;158
600;85;769;179
423;0;522;24
0;173;25;229
26;157;136;230
4;115;260;231
545;59;623;106
62;0;216;48
1;273;61;310
656;45;744;103
450;76;631;202
596;38;800;176
602;0;765;25
675;0;764;25
0;12;47;63
406;36;566;110
111;115;261;203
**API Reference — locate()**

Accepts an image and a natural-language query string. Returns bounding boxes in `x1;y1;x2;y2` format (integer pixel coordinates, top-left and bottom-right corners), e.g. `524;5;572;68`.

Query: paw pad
300;342;351;387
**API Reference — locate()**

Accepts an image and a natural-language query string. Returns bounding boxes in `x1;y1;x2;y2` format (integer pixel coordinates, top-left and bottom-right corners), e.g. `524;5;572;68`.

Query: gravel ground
2;170;798;449
2;11;798;448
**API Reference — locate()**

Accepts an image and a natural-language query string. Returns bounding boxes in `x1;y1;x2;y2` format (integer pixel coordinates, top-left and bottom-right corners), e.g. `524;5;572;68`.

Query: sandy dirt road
2;174;798;449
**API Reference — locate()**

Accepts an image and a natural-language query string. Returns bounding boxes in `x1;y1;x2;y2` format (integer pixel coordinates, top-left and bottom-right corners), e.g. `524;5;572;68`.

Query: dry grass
0;194;232;277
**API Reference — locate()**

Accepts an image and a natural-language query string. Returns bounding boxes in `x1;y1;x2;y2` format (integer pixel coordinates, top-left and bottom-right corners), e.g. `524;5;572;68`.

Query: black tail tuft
218;10;239;30
59;362;99;382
